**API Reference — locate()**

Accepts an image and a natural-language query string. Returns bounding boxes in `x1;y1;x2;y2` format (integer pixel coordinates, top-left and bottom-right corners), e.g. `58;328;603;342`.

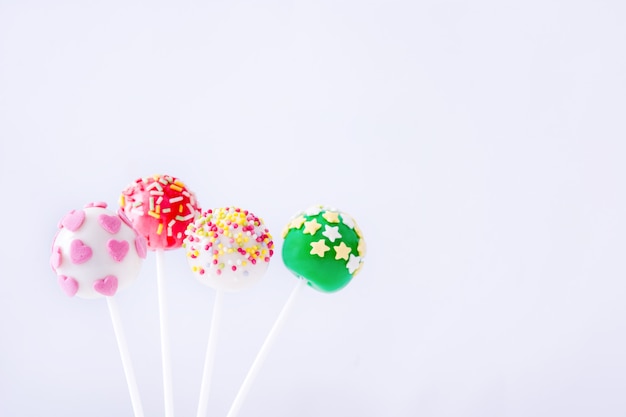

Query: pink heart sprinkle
58;275;79;297
93;275;118;296
107;239;129;262
61;210;86;232
117;208;134;228
70;239;93;264
50;247;62;270
85;201;108;208
135;235;147;259
99;214;122;234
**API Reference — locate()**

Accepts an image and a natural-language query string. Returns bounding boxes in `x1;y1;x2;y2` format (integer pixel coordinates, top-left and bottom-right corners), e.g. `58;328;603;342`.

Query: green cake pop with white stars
281;205;365;293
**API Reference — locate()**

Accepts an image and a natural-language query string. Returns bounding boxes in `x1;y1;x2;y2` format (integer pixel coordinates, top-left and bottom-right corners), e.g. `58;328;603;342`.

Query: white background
1;1;626;416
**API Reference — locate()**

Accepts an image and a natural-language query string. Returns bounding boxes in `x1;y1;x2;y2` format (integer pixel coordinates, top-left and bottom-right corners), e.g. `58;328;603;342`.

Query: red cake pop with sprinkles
119;174;200;250
119;174;200;417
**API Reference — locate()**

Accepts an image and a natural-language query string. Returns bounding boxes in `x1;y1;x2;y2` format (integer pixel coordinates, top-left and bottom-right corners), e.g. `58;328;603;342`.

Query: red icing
70;239;92;264
61;210;85;232
99;214;122;234
119;175;200;250
93;275;118;296
107;239;129;262
58;275;79;297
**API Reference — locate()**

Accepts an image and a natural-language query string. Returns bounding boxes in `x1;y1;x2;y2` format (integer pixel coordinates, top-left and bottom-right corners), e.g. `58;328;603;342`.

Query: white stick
156;249;175;417
226;279;306;417
106;296;145;417
196;289;224;417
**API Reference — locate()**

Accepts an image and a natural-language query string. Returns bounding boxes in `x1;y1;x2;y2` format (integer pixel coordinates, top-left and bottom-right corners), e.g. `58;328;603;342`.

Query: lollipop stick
106;296;145;417
226;279;306;417
156;249;175;417
196;289;224;417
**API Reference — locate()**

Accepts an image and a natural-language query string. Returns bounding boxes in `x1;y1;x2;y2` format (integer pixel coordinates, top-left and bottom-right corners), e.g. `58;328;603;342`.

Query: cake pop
184;207;274;417
119;174;199;417
50;201;145;417
51;202;146;298
184;206;274;292
119;174;200;250
281;205;365;293
225;205;366;417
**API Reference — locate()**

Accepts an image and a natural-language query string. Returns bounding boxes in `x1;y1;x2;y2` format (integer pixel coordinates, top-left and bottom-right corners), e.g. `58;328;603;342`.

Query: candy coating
282;205;365;293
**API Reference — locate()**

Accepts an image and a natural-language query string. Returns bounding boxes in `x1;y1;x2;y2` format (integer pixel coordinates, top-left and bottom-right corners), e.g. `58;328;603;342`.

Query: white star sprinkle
322;225;342;242
305;205;322;216
346;254;361;274
340;213;355;229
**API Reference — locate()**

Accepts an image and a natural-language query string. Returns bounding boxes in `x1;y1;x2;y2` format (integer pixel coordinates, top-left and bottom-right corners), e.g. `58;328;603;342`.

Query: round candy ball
184;207;274;292
281;205;365;293
119;174;200;250
50;202;147;299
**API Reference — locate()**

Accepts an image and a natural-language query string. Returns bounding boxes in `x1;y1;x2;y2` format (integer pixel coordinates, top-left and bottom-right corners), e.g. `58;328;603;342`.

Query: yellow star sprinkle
290;215;306;229
303;219;322;235
322;211;340;223
310;239;330;257
357;238;366;256
333;242;351;260
353;261;364;276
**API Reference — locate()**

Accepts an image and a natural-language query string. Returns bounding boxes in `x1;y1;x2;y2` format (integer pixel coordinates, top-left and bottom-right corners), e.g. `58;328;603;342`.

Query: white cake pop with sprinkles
184;206;274;292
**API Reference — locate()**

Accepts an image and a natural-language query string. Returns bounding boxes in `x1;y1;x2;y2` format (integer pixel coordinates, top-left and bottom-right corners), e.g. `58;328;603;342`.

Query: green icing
282;211;362;293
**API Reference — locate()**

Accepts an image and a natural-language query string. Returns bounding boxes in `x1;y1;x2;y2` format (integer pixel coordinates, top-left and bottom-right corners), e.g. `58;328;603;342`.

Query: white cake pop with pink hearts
50;202;146;299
